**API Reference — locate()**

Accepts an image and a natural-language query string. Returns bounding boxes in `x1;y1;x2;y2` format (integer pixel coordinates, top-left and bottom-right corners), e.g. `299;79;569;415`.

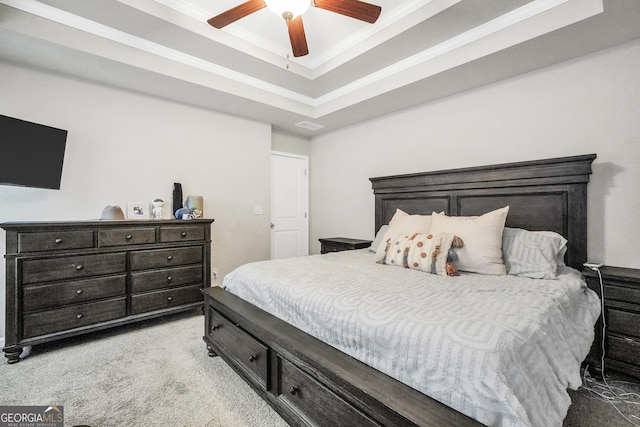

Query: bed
202;154;600;427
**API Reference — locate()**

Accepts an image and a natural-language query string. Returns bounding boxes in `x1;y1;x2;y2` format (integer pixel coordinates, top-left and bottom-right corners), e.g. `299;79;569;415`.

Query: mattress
222;249;601;427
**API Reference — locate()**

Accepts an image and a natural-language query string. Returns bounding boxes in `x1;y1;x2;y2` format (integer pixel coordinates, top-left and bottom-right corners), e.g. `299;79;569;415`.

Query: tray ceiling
1;0;639;136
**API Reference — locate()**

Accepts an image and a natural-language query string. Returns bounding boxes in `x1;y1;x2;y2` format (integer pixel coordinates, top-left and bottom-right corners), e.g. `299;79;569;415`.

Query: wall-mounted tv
0;114;68;190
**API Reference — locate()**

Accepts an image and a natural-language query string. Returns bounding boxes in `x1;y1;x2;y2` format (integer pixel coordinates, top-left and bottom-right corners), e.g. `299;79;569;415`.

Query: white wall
272;130;311;157
310;38;640;269
0;62;273;344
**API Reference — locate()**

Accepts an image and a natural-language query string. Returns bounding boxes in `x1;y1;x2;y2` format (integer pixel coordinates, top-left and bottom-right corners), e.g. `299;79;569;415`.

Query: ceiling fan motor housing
266;0;311;19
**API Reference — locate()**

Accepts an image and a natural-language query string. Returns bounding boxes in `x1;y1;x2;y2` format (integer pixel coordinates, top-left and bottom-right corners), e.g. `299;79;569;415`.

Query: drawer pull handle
181;232;187;237
167;296;173;302
289;386;299;395
76;265;83;270
54;238;63;244
76;289;83;295
167;255;173;261
248;354;257;363
210;325;221;332
76;313;83;319
167;276;173;282
126;234;133;240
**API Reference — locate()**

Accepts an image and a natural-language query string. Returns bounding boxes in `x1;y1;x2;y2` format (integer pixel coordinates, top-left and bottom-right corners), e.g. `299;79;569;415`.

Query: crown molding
0;0;604;119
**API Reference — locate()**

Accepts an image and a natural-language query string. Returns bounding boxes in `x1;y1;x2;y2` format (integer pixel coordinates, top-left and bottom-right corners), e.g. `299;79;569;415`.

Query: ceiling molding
4;0;636;138
1;0;603;120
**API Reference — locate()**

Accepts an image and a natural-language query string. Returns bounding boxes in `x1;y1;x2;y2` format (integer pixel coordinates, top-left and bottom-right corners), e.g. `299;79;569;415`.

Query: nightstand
319;237;373;254
583;266;640;379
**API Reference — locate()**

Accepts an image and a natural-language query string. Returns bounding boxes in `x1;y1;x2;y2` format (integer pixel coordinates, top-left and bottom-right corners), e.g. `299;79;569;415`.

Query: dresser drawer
23;275;127;312
130;285;203;314
130;246;203;270
605;284;640;305
608;335;640;366
23;297;126;338
22;253;127;284
277;356;378;427
159;226;205;243
131;265;203;292
321;243;345;254
207;307;268;390
608;309;640;339
18;230;94;253
98;228;156;247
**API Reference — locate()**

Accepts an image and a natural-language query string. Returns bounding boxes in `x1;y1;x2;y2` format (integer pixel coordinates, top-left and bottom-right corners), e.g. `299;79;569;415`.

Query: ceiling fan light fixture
265;0;310;19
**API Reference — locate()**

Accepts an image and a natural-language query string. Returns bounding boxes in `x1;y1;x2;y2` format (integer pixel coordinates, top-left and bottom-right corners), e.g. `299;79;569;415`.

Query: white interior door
271;152;309;259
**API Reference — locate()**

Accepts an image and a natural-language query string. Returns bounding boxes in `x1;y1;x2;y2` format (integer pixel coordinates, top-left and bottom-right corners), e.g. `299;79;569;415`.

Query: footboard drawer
277;356;379;427
206;307;268;390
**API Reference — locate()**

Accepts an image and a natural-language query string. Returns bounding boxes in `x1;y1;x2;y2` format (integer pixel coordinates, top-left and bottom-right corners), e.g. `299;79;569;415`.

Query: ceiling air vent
295;121;324;131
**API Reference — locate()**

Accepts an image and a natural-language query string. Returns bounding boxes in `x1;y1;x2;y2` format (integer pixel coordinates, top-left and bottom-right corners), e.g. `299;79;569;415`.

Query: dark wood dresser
2;218;213;364
319;237;372;254
583;266;640;379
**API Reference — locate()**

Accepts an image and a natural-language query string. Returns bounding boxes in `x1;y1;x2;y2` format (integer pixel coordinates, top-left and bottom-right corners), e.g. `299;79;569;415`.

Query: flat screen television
0;114;68;190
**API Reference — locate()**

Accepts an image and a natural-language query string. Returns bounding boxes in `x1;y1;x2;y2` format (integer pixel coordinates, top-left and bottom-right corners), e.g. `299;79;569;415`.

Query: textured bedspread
223;249;601;427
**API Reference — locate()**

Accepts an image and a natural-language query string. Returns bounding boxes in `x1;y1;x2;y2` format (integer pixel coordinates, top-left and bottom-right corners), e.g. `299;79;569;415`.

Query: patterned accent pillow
377;232;463;276
502;228;568;279
373;209;442;261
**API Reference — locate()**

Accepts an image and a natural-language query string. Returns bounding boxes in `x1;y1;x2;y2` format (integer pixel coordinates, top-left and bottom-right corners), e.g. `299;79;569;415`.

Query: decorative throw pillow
502;228;568;279
374;209;435;261
429;206;509;275
377;232;464;276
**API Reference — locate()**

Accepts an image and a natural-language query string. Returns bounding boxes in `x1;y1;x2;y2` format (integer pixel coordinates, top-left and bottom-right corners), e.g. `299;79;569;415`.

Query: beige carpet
1;311;638;427
0;312;288;427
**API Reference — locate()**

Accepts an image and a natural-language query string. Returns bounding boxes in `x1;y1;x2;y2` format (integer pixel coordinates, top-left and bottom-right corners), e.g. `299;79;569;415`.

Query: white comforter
223;249;601;427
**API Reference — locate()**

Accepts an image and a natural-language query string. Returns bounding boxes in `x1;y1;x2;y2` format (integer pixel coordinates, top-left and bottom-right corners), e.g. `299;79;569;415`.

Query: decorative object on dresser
151;199;164;219
126;202;150;220
172;182;183;218
2;218;214;364
100;205;125;220
319;237;372;254
185;195;204;219
583;265;640;379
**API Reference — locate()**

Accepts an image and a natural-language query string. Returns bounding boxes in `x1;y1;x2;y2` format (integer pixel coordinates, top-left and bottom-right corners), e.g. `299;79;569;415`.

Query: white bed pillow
502;228;568;279
535;230;568;266
374;209;434;261
369;224;390;252
429;206;509;275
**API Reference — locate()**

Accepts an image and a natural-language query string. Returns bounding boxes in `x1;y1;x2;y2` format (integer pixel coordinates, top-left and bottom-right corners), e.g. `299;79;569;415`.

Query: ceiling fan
207;0;382;57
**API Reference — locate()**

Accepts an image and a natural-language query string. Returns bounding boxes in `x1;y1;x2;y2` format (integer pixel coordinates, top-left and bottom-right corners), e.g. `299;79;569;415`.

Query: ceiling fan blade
313;0;381;24
207;0;266;29
288;15;309;57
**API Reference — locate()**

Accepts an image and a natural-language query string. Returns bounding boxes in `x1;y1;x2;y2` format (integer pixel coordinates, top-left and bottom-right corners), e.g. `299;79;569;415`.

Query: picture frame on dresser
126;202;150;220
2;218;214;364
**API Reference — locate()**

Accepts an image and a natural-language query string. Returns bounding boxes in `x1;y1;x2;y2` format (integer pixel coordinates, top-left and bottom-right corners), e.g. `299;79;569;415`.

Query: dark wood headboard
370;154;596;270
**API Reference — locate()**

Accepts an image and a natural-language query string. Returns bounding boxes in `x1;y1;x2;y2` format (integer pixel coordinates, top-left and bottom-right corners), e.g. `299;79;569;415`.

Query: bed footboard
202;286;481;427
